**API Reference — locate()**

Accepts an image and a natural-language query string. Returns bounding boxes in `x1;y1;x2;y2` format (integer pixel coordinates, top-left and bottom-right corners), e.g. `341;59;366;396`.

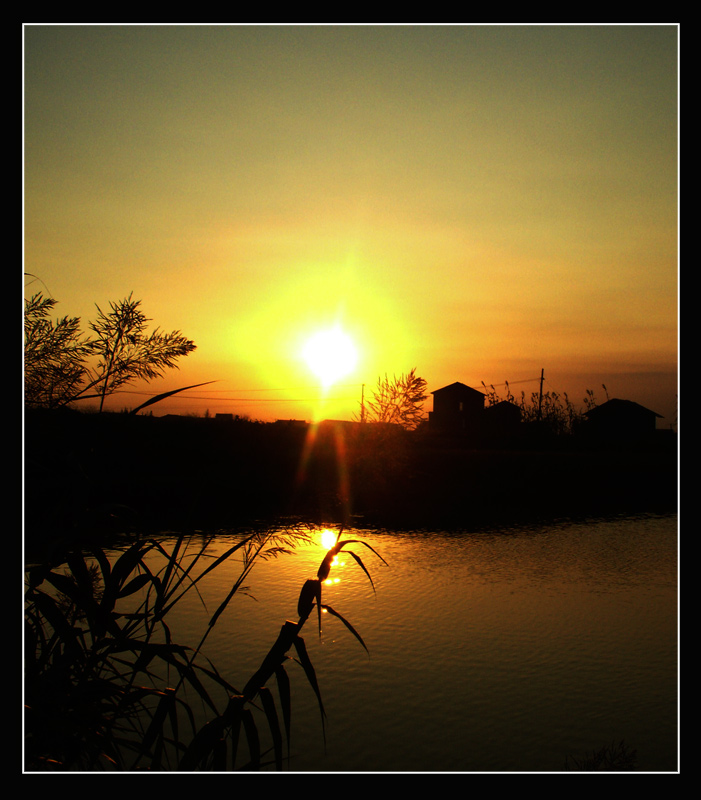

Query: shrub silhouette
24;290;196;412
24;525;386;771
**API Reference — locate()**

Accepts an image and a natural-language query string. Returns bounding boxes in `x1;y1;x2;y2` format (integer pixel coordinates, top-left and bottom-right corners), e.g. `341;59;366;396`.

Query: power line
117;384;364;396
113;390;360;403
480;377;542;388
176;396;359;403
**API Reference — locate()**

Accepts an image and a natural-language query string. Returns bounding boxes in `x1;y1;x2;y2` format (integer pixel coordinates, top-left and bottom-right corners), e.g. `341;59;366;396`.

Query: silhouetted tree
24;292;196;411
360;368;428;430
24;293;96;409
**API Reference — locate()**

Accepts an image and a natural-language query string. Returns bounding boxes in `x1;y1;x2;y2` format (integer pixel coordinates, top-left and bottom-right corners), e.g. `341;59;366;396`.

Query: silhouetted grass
24;525;385;771
565;740;638;771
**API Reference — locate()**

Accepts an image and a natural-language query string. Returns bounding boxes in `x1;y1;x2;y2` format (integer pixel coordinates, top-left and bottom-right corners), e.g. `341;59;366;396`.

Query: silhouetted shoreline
23;409;678;558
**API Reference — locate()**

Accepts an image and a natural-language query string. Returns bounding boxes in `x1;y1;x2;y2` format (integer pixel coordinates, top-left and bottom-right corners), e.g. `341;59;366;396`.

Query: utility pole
360;383;365;422
537;368;544;421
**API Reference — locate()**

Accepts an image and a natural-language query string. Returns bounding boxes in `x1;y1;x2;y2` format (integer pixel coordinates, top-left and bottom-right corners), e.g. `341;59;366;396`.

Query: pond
122;511;678;772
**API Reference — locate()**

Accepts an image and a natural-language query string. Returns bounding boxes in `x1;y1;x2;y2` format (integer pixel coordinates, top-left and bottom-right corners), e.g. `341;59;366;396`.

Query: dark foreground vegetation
25;524;385;770
23;408;675;771
25;407;677;558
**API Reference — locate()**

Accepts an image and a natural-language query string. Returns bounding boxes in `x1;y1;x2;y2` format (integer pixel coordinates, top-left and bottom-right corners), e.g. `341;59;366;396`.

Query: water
115;512;678;772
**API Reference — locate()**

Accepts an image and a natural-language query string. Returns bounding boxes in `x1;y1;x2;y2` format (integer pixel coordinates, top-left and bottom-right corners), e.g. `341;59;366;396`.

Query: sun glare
320;528;338;549
303;327;358;388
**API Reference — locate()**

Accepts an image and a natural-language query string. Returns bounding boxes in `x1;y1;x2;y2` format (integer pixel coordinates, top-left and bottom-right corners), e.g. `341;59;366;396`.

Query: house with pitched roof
428;382;486;433
583;398;662;441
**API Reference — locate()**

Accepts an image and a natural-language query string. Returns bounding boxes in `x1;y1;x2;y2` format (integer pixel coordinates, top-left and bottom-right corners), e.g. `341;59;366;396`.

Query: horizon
23;24;678;428
60;368;676;431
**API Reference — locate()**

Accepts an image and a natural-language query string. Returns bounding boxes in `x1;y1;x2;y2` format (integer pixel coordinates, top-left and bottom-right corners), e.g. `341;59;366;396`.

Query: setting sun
303;327;358;388
23;24;678;775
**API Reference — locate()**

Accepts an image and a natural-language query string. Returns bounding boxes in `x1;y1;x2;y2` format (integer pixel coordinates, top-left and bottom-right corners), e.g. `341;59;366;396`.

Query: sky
23;24;679;427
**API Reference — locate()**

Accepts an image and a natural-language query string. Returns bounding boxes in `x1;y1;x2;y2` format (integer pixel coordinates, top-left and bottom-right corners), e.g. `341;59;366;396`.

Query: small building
583;398;662;442
429;382;486;433
484;400;522;429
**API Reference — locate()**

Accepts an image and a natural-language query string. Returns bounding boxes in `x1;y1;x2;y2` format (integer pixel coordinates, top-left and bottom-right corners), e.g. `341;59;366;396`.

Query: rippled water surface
129;513;678;772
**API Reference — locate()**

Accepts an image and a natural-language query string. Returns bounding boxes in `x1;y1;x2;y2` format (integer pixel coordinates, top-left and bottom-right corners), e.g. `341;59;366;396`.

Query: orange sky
23;24;678;427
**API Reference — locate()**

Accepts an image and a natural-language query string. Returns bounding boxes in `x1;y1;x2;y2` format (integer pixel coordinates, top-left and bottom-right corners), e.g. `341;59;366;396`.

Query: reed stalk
24;524;385;771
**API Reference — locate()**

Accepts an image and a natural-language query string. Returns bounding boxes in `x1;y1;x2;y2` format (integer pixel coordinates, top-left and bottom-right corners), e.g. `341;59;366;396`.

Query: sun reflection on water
320;527;346;584
320;528;337;549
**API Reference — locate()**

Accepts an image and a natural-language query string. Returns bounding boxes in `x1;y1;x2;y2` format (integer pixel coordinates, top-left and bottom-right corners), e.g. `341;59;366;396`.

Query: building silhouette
583;398;662;442
428;382;486;433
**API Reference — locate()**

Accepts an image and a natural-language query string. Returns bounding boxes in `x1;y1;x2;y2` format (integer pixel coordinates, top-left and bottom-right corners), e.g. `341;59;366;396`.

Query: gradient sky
23;24;678;426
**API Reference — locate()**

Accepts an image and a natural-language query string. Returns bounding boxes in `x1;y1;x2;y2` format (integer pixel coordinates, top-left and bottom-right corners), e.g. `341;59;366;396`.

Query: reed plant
24;525;386;771
565;739;638;771
481;380;594;437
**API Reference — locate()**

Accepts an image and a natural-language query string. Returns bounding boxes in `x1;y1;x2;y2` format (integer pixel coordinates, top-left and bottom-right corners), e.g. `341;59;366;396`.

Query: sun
303;327;358;388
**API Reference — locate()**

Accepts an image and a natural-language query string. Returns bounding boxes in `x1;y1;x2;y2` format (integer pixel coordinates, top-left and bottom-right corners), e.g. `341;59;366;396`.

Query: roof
431;381;485;397
584;398;662;419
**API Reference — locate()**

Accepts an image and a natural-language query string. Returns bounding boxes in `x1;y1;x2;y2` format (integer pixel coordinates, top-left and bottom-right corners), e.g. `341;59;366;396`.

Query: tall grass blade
297;578;320;620
258;686;283;770
338;539;389;568
129;381;217;415
90;547;113;586
117;572;153;599
151;533;185;606
64;551;92;594
179;716;228;771
241;708;261;770
28;590;79;650
136;688;176;770
292;635;326;742
25;522;380;771
274;664;292;761
212;736;228;771
227;696;244;771
321;604;370;654
102;541;154;612
344;551;376;594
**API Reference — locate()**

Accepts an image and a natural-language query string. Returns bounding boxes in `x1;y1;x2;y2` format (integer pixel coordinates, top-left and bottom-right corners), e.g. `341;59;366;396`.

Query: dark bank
24;406;677;555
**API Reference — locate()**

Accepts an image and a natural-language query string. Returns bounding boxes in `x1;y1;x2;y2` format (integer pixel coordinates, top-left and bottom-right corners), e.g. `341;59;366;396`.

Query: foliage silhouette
359;368;428;429
24;291;196;412
24;524;386;771
565;739;638;771
24;293;96;410
480;379;609;437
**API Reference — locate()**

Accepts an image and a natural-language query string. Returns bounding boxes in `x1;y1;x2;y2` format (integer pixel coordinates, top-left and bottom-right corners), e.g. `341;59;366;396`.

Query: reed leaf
117;572;154;599
189;659;242;698
292;635;326;742
137;688;176;769
150;533;185;610
258;686;283;771
242;620;300;702
337;539;389;568
129;381;217;415
240;708;261;771
25;522;384;771
344;550;376;595
274;664;292;762
297;578;320;621
316;549;337;582
64;551;93;594
101;541;154;611
29;587;82;648
90;546;113;586
212;736;228;771
226;696;245;770
321;604;369;654
179;715;229;771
